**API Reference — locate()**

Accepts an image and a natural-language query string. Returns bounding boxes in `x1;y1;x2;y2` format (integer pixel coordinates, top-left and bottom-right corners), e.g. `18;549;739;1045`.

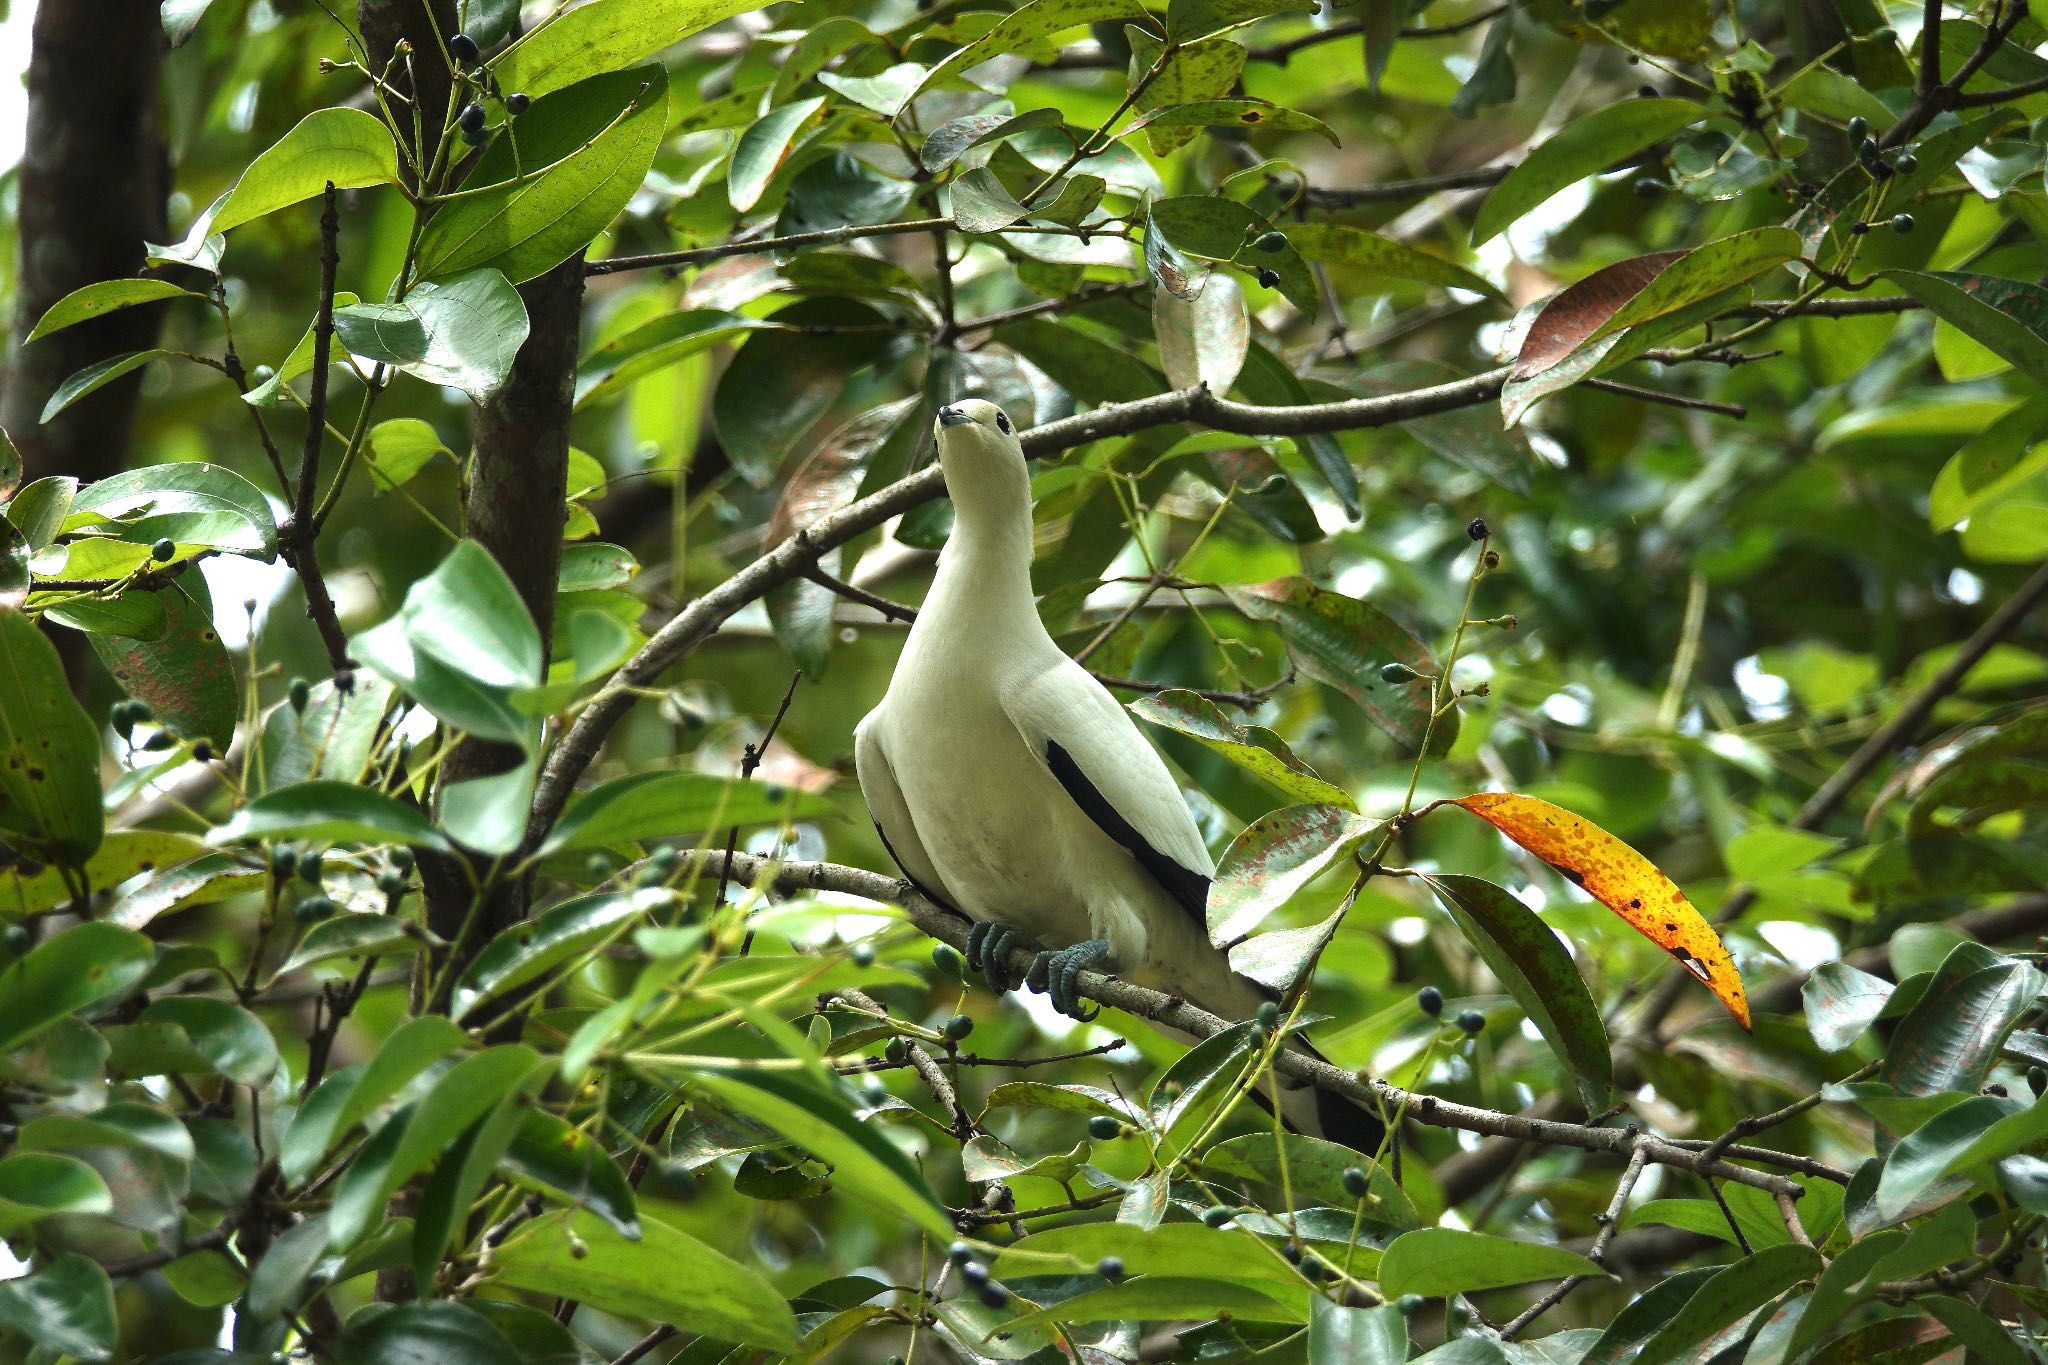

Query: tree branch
692;848;1822;1197
277;183;353;676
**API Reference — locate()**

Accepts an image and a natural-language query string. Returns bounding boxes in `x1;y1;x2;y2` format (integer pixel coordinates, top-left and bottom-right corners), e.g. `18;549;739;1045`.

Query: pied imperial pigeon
855;399;1382;1151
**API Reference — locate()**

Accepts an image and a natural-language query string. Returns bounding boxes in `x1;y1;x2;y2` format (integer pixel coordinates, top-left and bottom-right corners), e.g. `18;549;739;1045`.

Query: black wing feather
1045;738;1211;926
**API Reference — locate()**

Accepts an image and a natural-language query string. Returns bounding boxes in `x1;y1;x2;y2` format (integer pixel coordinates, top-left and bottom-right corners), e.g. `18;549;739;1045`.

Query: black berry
191;740;213;763
1281;1241;1303;1264
1891;213;1915;234
2028;1066;2045;1097
1456;1008;1485;1035
151;538;176;562
1341;1166;1369;1197
1850;220;1870;235
448;32;479;63
1379;661;1420;684
1637;84;1658;97
1256;268;1280;288
1631;176;1663;199
270;843;297;877
1200;1205;1234;1227
1088;1114;1123;1141
1397;1293;1425;1316
1895;152;1917;174
978;1283;1008;1310
959;1259;990;1287
1466;516;1489;541
1097;1256;1125;1280
1417;986;1443;1016
851;941;876;967
288;677;311;712
506;92;531;115
1846;116;1868;142
944;1014;974;1041
948;1241;973;1265
297;850;325;884
458;102;487;136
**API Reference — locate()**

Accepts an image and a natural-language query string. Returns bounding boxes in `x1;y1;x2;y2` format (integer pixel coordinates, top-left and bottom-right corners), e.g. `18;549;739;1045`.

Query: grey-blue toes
964;922;1034;992
1026;939;1110;1021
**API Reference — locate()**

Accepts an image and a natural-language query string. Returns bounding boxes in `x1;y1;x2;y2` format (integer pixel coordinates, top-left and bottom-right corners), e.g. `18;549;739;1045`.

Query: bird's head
932;400;1031;539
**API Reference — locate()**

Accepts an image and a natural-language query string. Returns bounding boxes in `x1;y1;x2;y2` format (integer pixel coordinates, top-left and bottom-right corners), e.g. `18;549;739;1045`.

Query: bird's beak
936;405;973;427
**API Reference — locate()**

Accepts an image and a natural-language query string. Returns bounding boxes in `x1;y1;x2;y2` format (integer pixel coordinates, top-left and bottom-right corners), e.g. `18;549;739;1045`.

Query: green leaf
7;475;76;548
906;0;1148;107
710;299;890;484
502;1109;639;1238
1428;874;1612;1111
1147;193;1314;316
951;166;1030;233
1310;1298;1407;1365
919;109;1065;173
1001;317;1163;403
1472;99;1706;244
0;1253;117;1361
416;67;668;284
206;779;452;852
1882;270;2048;385
336;1300;523;1365
1128;100;1338;145
39;350;172;424
243;1213;332;1321
1591;227;1801;338
361;418;451;489
1634;1244;1821;1361
0;922;153;1054
243;289;362;407
1804;960;1893;1052
213;108;400;234
494;0;761;100
1211;803;1379;942
15;1102;195;1232
334;269;530;403
280;1015;468;1185
490;1210;799;1350
38;589;168;640
1289;222;1502;300
1;830;200;916
453;888;663;1020
1923;1295;2035;1365
574;309;773;406
729;97;825;212
1784;1230;1911;1360
350;539;543;745
27;278;208;342
542;770;832;856
329;1045;545;1248
0;1152;113;1234
1620;1191;1794;1250
1883;943;2046;1096
1875;1095;2023;1221
1377;1228;1604;1298
690;1068;954;1238
257;671;396;793
1011;1277;1309;1329
276;913;424;976
1154;272;1249;395
117;996;279;1085
1125;29;1249;156
1131;689;1355;808
90;585;238;747
1225;578;1448;753
1167;0;1316;42
992;1223;1308;1294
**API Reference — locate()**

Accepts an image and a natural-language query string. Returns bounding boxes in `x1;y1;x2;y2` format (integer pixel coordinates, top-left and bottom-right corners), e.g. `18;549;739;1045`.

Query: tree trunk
1;0;168;487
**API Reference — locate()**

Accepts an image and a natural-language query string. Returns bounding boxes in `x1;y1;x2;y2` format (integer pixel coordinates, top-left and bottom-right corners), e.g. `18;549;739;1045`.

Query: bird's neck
922;452;1039;629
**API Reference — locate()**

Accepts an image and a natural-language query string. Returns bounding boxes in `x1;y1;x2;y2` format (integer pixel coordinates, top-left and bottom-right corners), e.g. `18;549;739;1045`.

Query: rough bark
0;0;169;486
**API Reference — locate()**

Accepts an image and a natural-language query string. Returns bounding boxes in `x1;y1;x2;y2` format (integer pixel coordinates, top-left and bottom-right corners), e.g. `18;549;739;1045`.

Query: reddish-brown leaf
1513;251;1686;377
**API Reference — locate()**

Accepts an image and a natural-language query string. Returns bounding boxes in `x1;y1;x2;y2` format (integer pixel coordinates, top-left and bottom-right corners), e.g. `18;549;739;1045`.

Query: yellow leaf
1447;793;1749;1029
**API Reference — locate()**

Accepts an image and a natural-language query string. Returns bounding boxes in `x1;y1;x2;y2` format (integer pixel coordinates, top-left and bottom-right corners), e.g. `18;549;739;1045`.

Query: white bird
855;399;1381;1150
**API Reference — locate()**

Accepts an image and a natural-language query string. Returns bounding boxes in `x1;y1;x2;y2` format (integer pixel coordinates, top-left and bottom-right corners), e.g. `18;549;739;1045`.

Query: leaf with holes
1446;792;1749;1027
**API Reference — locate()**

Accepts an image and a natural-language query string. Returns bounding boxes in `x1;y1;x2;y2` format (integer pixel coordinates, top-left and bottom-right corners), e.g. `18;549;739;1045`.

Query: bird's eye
994;411;1011;434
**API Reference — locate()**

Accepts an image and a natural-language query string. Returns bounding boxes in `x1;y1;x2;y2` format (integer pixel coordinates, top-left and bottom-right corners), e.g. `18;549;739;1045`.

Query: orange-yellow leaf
1448;792;1749;1029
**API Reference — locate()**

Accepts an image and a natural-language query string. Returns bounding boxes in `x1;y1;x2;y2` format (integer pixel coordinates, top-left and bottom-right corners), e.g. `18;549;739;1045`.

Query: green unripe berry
293;894;335;924
1846;115;1868;142
1418;985;1443;1016
1253;230;1287;253
943;1013;974;1041
1200;1205;1234;1227
296;850;325;884
1456;1008;1486;1035
932;943;964;977
851;941;876;967
1891;212;1915;234
1894;152;1917;174
584;853;613;880
1397;1293;1426;1317
288;677;311;712
1097;1256;1125;1280
634;863;668;887
2029;1066;2046;1098
390;847;415;871
2;924;30;955
1087;1114;1122;1141
884;1038;908;1064
1341;1166;1369;1198
376;870;405;896
269;843;298;877
1255;1000;1279;1029
1379;661;1421;685
151;539;176;562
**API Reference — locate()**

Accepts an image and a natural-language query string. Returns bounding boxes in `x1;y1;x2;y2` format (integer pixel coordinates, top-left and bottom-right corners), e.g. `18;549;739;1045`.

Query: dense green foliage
2;0;2047;1361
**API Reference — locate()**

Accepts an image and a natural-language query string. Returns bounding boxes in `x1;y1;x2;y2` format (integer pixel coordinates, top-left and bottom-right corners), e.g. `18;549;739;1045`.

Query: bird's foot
1026;939;1111;1021
964;922;1036;993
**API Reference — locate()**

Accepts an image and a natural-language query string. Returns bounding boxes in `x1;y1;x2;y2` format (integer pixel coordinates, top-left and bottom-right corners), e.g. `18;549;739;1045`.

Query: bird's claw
965;922;1034;993
1027;939;1109;1021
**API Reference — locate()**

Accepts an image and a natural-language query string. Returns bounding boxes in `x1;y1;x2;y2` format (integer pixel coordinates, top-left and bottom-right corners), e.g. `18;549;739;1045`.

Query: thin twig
729;672;804;957
1584;377;1746;418
1501;1143;1649;1338
586;218;949;276
278;182;353;675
